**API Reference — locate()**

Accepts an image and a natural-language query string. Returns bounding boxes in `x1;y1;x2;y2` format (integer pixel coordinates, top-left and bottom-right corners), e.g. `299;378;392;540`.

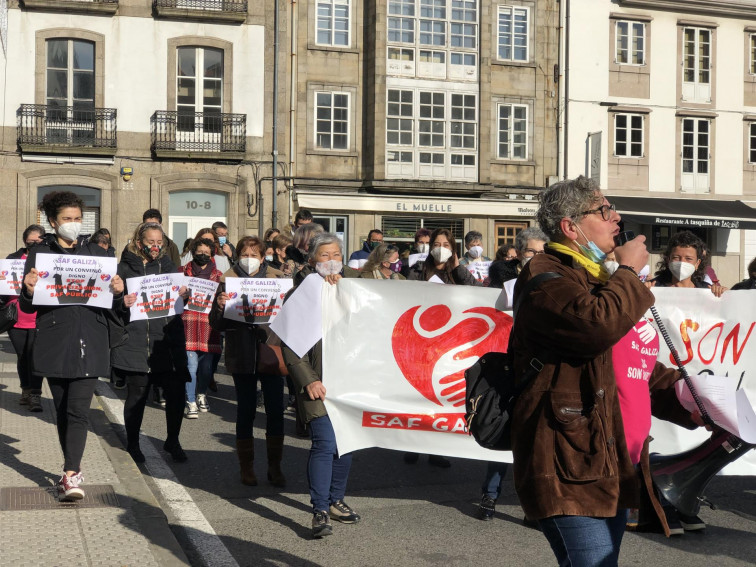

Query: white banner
183;277;219;315
0;259;27;296
32;254;117;308
126;273;184;321
322;281;756;474
224;278;293;324
323;279;514;463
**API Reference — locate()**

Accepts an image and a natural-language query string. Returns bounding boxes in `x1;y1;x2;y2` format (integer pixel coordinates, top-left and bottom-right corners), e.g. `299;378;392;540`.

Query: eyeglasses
579;203;616;221
522;249;545;256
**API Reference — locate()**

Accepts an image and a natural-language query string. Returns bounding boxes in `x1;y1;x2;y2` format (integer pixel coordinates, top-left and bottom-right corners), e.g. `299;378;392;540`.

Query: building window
497;5;529;62
46;39;95;112
614;113;643;158
386;87;477;180
315;91;349;150
497;103;527;159
750;33;756;75
681;117;710;193
387;0;477;80
316;0;350;47
176;47;223;134
616;20;645;65
682;27;711;102
749;123;756;163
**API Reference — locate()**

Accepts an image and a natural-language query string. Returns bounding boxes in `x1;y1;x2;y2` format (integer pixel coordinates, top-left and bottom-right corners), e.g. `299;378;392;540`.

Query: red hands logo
391;305;513;408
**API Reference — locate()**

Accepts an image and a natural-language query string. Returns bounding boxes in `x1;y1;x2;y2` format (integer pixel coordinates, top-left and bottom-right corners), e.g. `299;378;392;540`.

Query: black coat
110;250;189;379
19;234;114;379
731;277;756;290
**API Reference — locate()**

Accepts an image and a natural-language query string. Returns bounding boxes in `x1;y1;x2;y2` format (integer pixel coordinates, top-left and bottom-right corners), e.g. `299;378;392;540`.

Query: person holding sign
20;192;125;501
210;236;288;487
3;224;45;411
182;238;222;418
406;228;479;287
112;222;191;464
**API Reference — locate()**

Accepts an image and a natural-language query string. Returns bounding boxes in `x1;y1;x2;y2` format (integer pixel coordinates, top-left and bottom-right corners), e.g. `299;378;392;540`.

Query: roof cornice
618;0;756;18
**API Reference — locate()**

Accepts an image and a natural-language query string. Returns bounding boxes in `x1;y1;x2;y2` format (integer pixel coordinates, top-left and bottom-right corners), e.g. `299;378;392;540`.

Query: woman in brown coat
511;176;704;566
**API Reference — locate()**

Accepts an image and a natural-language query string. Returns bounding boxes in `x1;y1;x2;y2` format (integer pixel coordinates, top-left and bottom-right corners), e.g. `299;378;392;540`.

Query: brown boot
236;438;257;486
266;435;286;487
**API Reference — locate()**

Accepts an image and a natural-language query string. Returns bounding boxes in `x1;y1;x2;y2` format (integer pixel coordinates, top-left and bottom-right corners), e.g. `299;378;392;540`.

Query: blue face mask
575;224;606;263
218;236;227;246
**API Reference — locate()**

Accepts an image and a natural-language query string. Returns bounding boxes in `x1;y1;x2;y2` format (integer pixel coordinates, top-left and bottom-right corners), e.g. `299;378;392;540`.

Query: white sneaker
57;471;85;501
196;394;209;413
184;402;198;419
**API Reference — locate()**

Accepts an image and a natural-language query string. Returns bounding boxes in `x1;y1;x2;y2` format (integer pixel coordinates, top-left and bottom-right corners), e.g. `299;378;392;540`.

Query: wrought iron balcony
150;110;246;160
17;104;117;155
153;0;247;22
19;0;118;15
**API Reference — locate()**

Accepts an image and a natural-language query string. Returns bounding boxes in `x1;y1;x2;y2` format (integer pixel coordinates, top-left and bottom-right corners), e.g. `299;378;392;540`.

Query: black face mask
193;254;211;266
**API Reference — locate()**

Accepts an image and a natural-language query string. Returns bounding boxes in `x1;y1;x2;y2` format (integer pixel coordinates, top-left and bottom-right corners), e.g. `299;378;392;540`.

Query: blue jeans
539;509;628;567
185;351;214;403
481;461;509;500
307;415;352;512
231;373;284;439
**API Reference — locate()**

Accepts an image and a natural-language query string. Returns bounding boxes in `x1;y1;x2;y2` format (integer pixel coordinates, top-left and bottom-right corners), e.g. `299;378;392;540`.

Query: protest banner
183;277;219;315
320;280;756;475
224;277;293;324
32;254;117;308
466;260;491;284
0;259;27;295
126;273;185;321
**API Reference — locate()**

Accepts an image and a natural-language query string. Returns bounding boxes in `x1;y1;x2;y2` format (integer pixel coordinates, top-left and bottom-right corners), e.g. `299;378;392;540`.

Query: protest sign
0;259;27;296
32;254;117;308
466;261;491;283
183;277;219;315
224;277;293;324
126;273;185;321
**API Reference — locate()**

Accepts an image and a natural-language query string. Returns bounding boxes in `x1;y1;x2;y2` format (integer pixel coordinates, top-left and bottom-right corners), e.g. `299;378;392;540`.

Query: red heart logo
38;271;49;278
0;271;7;276
391;305;512;408
171;285;180;292
100;274;112;282
228;292;238;299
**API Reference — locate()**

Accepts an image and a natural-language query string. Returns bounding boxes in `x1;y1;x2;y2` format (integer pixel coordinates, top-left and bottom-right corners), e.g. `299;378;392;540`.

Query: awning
610;196;756;230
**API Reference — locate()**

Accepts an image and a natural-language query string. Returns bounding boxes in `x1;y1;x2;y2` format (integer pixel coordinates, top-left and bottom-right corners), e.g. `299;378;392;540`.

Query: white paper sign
428;274;445;284
466;260;492;283
126;273;185;321
270;273;324;358
408;252;428;267
223;277;293;324
183;277;219;315
32;254;117;308
0;259;27;296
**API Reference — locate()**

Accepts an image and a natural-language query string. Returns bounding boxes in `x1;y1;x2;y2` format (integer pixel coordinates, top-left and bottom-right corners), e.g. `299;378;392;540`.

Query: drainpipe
271;0;280;233
555;0;563;181
563;0;571;179
288;0;298;228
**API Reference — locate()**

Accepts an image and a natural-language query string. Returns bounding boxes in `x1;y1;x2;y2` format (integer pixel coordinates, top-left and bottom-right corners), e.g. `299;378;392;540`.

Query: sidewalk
0;337;190;567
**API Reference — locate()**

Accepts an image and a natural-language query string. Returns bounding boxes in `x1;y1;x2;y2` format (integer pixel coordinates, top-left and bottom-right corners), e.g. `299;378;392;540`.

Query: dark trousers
539;509;628;567
481;461;509;500
307;415;352;512
115;369;185;447
231;373;284;440
8;327;43;391
47;377;97;472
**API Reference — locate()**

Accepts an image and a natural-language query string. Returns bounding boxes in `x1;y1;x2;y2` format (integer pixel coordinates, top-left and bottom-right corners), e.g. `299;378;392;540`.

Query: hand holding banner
32;254;118;308
126;273;185;321
223;277;293;324
0;259;27;296
183;277;219;315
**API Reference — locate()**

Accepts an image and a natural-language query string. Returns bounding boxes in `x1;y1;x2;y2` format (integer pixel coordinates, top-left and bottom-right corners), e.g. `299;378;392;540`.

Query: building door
312;214;348;257
168;191;228;252
495;221;527;248
176;47;223;149
37;185;100;235
681;118;710;194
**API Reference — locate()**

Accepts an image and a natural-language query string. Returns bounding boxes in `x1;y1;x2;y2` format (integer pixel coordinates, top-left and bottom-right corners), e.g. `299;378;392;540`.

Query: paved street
108;362;756;567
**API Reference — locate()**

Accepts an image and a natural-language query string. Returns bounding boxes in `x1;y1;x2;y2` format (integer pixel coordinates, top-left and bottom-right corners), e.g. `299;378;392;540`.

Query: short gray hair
307;232;344;261
515;227;549;252
293;222;324;250
536;176;603;242
464;230;482;247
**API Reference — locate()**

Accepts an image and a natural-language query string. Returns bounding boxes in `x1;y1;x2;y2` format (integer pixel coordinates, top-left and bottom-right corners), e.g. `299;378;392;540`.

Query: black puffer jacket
19;234;115;379
110;250;189;379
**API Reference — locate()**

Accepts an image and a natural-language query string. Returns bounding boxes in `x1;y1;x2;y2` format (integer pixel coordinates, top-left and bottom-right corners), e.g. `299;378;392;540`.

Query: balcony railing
150;110;246;160
20;0;118;15
153;0;247;22
17;104;117;155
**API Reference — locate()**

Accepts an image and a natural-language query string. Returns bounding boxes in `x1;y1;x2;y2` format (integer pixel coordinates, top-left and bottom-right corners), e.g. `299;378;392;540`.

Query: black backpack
464;272;561;451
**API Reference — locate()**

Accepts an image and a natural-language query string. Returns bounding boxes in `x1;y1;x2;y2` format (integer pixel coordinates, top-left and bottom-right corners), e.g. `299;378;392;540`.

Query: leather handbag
0;300;18;334
256;343;288;376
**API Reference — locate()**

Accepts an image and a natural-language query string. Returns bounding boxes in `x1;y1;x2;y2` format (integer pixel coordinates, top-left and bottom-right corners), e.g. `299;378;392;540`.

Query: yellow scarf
547;241;610;283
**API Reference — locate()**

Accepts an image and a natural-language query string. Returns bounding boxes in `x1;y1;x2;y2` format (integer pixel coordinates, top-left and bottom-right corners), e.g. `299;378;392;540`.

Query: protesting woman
359;244;405;280
20;191;124;499
210;236;287;487
180;228;230;273
281;233;361;538
112;222;191;463
182;238;222;418
510;176;704;565
406;228;478;286
650;230;727;297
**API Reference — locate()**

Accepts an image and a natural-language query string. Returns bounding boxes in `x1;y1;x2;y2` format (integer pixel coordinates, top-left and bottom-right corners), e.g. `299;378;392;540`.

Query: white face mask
669;261;696;282
468;245;484;259
239;257;261;275
56;222;82;243
316;260;343;277
417;243;430;254
265;255;274;263
604;260;619;275
430;246;453;264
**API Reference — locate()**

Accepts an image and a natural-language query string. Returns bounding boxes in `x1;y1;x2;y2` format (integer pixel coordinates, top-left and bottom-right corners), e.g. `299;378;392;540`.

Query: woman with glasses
509;176;704;565
359;244;405;280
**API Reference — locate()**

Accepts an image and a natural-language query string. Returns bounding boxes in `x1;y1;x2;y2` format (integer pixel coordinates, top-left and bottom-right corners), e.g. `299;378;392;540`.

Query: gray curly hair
307;232;344;261
536;176;603;242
